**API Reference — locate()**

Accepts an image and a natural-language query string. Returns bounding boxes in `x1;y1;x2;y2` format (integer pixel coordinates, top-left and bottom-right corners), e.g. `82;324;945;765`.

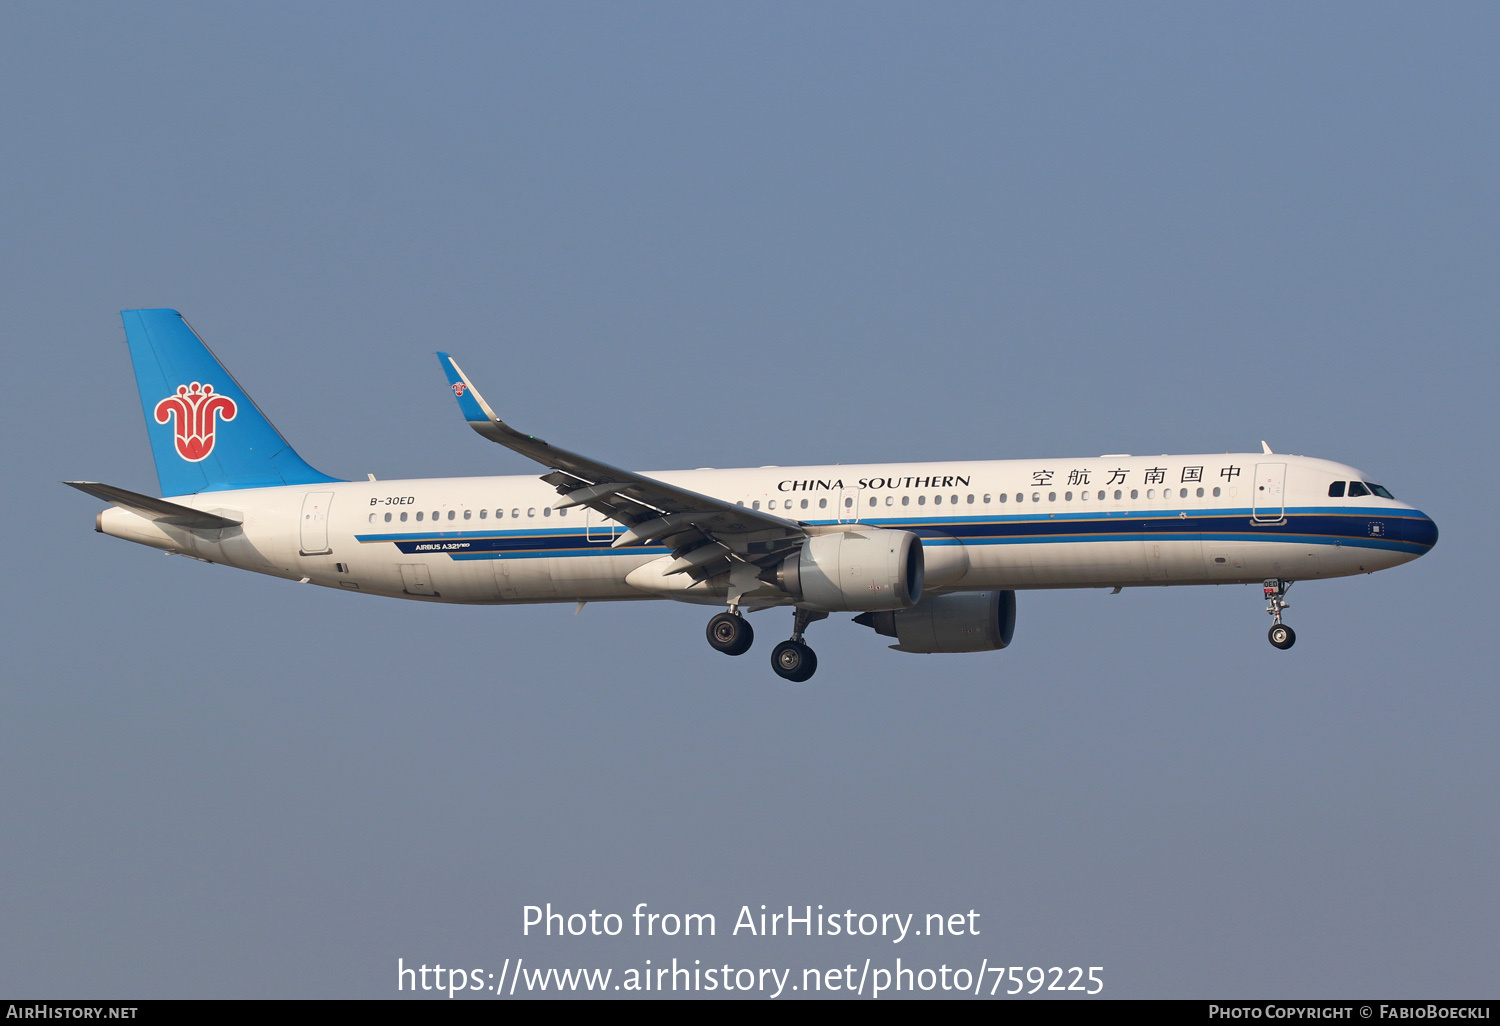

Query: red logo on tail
155;382;237;462
452;382;468;397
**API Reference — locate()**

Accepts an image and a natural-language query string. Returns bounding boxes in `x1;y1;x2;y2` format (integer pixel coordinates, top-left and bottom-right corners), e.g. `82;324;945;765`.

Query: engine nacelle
854;590;1016;653
778;530;924;612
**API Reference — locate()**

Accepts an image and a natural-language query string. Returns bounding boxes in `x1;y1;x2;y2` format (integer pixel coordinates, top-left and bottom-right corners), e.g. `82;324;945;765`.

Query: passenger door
1252;463;1286;523
299;491;334;555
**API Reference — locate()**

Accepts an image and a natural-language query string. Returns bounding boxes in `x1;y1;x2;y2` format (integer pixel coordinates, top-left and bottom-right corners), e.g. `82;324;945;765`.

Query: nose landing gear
1263;579;1296;650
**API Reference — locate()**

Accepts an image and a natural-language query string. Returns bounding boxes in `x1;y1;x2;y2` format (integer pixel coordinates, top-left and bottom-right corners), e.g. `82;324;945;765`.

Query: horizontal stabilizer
64;481;243;529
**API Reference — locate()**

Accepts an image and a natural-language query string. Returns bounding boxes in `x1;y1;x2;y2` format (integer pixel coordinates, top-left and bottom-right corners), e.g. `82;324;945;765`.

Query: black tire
1268;624;1296;650
771;640;817;682
707;612;754;656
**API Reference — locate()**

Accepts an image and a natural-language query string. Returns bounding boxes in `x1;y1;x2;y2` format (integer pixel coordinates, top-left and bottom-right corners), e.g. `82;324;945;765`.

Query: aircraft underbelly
550;553;646;599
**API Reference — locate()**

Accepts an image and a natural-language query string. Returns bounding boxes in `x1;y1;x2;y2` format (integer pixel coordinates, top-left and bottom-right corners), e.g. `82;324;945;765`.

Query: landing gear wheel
706;612;754;656
1268;624;1296;650
771;640;817;682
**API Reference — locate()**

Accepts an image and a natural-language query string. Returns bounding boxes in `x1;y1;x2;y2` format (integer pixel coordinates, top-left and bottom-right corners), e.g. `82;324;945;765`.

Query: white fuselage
96;453;1437;606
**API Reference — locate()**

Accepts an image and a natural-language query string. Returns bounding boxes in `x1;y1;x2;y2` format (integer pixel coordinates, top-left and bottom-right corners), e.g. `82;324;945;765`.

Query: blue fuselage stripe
354;507;1436;559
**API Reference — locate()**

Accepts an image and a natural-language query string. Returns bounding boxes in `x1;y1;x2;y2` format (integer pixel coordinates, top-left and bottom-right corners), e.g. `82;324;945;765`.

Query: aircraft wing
437;353;805;571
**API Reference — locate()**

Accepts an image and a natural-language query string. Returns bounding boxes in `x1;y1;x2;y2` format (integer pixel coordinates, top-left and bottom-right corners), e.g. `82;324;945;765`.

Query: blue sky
2;3;1495;997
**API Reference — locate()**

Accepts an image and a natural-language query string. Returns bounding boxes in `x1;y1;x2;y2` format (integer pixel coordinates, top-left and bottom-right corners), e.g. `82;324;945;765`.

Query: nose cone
1409;511;1439;553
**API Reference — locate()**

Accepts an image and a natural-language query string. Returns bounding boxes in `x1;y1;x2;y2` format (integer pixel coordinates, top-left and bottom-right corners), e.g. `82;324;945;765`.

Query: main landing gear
771;608;826;682
706;610;754;656
1263;579;1296;650
704;607;827;681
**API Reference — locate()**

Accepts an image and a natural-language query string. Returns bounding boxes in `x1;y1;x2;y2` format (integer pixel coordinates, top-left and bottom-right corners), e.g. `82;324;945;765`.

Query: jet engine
776;530;924;612
854;590;1016;653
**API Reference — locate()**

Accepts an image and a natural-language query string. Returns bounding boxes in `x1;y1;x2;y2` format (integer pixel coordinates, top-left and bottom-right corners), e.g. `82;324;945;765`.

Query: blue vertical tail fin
121;309;341;495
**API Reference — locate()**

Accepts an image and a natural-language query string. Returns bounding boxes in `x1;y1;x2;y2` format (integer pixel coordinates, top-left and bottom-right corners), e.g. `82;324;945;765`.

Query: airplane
68;309;1439;681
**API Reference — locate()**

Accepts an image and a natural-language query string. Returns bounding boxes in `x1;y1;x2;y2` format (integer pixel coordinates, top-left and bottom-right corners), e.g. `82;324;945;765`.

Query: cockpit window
1366;482;1394;499
1328;481;1346;498
1347;481;1370;497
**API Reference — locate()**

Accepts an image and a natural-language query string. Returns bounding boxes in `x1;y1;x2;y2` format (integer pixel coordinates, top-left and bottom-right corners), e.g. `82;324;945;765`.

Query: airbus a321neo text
69;310;1439;681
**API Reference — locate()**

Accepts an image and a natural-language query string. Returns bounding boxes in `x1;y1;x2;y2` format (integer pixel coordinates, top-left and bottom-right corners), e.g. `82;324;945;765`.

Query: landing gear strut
1263;579;1296;650
772;609;826;682
706;610;754;656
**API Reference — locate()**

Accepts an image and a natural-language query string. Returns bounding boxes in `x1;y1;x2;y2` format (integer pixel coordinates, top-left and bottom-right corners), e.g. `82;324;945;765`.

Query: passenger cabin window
384;512;392;522
416;511;424;521
1328;481;1346;498
1348;481;1370;497
448;510;456;520
819;498;828;509
464;509;472;520
479;509;487;519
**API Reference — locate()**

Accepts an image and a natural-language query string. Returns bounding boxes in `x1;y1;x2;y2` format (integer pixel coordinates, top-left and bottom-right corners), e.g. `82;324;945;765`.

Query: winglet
435;352;498;425
436;352;551;451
